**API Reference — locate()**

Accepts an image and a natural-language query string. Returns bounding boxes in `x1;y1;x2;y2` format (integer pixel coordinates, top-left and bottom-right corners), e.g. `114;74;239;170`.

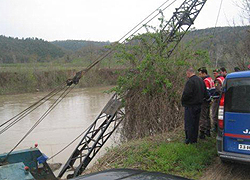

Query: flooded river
0;86;119;172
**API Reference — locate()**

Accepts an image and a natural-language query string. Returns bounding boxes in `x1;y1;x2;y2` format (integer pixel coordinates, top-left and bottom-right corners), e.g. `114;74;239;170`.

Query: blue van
217;71;250;163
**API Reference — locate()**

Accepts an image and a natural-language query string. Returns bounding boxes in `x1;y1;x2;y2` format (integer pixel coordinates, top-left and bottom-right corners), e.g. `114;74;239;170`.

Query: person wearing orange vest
212;69;225;132
198;67;215;139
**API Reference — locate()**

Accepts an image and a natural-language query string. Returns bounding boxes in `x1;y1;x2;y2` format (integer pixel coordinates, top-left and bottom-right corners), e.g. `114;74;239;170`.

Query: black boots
199;130;210;139
205;130;211;137
199;131;206;139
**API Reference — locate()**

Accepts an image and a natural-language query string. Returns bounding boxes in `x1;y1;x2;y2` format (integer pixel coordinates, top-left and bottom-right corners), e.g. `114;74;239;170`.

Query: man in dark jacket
181;68;208;144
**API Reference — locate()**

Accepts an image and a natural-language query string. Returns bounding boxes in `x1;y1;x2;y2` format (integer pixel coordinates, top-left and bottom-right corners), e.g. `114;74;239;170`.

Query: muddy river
0;86;120;174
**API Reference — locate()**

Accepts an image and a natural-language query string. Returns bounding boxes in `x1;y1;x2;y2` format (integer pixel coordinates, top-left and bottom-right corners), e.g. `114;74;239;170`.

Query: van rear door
224;78;250;155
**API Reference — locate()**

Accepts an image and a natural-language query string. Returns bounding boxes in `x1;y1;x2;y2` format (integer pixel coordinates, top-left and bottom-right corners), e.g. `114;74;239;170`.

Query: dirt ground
201;157;250;180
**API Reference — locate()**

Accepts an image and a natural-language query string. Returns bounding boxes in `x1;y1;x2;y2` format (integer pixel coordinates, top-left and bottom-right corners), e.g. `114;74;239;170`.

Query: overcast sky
0;0;247;42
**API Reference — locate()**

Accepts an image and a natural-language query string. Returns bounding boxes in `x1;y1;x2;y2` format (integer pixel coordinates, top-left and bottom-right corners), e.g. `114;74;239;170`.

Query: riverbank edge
0;68;120;95
84;130;217;180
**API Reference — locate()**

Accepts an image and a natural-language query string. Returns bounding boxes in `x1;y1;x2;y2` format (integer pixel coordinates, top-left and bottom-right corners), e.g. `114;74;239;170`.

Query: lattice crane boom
58;94;124;178
161;0;207;57
58;0;208;178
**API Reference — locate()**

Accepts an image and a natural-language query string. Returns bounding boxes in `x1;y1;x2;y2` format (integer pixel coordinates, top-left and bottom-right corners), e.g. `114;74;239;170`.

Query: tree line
0;36;65;63
0;26;249;68
183;26;250;69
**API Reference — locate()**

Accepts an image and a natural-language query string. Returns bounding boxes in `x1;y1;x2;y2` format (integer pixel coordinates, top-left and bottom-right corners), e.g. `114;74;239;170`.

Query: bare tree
241;0;250;23
223;0;250;70
237;0;250;69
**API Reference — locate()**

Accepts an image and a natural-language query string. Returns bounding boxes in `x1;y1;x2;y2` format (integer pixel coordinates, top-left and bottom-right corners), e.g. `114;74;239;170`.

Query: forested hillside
52;40;111;64
183;26;250;68
185;26;249;48
0;26;249;67
51;40;110;51
0;36;65;63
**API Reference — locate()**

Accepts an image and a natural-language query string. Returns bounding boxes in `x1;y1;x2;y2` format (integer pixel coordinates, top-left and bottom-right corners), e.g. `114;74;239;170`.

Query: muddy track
201;157;250;180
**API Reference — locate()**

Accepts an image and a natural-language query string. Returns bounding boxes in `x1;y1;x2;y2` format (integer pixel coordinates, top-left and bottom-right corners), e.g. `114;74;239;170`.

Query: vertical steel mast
58;0;208;178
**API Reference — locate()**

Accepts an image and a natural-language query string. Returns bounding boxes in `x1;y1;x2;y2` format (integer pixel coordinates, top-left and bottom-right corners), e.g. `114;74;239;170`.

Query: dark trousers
199;101;211;132
184;105;201;143
212;99;219;128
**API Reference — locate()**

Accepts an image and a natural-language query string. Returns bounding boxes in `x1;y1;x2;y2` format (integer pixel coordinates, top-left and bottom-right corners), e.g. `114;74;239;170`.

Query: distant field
0;62;84;72
0;59;125;73
0;62;122;95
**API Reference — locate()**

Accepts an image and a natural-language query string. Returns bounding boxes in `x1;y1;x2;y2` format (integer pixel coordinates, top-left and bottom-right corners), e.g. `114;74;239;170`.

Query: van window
225;78;250;113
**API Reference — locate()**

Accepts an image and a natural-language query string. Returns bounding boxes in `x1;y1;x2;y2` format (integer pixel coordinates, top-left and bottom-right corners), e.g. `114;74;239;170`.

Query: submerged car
217;71;250;163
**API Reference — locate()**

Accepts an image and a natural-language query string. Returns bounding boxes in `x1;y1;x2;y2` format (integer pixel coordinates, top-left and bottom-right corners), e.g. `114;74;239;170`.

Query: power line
209;0;224;68
215;0;224;28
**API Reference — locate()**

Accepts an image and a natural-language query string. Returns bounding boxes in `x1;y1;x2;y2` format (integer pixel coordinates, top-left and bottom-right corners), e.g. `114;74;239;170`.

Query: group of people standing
181;67;226;144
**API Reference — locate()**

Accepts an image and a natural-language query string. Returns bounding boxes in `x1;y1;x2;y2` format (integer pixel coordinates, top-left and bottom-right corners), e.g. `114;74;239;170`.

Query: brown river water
0;86;120;175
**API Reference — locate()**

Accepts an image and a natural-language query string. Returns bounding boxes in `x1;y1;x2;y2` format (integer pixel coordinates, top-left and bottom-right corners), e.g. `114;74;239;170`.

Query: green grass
91;132;217;179
0;62;119;95
148;140;216;178
0;57;127;73
0;62;78;73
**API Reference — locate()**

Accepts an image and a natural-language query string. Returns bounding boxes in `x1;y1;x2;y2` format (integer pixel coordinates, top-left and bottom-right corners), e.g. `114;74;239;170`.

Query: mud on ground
201;157;250;180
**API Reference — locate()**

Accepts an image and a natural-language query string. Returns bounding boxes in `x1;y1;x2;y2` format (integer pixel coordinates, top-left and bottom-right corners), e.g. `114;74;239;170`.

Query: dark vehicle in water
217;71;250;163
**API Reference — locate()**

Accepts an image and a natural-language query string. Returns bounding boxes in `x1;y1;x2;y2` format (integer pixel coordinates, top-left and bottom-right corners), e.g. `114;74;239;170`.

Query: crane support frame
161;0;207;57
58;94;124;178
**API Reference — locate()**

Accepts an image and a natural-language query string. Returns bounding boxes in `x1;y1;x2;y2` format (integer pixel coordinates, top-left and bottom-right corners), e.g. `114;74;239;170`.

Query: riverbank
0;67;119;95
85;130;217;180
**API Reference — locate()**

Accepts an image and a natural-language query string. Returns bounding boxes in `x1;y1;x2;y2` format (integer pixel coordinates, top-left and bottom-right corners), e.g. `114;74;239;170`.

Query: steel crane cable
0;0;177;134
48;122;91;161
1;0;178;160
2;85;76;162
45;0;179;161
47;93;125;161
0;84;67;135
71;0;178;82
0;80;68;130
116;0;176;43
0;88;58;128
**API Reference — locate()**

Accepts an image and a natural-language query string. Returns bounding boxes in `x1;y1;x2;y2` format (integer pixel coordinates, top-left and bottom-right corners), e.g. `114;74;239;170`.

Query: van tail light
218;93;225;129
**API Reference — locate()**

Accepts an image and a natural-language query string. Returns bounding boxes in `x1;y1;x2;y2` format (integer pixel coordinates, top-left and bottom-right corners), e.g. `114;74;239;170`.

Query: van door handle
229;119;236;122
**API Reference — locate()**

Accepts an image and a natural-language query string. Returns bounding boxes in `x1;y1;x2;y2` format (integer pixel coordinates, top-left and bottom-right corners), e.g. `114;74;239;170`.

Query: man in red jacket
212;69;225;131
198;67;215;139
